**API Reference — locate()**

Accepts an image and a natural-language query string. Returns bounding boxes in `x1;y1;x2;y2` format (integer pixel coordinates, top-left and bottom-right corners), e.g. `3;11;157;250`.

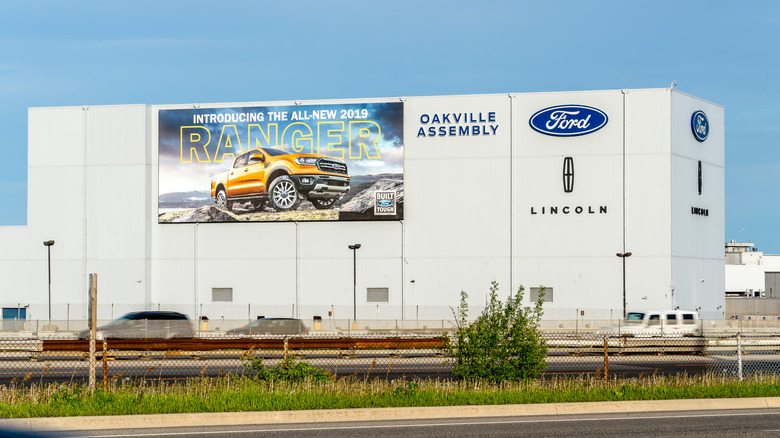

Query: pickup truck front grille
318;159;348;175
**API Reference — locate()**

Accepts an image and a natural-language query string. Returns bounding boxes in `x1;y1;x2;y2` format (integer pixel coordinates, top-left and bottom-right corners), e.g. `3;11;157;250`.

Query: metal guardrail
38;337;446;352
0;336;764;355
0;335;771;357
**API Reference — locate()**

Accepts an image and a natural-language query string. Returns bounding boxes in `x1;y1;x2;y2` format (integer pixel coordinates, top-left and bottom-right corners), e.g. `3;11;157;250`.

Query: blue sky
1;1;778;251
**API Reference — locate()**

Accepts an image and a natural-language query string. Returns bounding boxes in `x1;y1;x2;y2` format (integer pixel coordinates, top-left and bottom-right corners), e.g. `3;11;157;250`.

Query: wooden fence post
103;339;108;389
603;336;609;382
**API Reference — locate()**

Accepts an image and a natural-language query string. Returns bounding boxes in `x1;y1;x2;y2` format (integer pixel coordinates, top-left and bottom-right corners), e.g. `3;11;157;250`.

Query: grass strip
1;374;780;418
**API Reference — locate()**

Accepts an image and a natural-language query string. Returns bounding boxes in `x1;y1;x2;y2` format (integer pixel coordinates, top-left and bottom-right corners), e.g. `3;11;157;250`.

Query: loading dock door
766;272;780;298
2;307;26;331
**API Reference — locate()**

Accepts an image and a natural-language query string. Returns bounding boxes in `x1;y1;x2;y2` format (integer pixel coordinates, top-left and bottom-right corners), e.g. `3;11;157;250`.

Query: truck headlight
295;157;318;165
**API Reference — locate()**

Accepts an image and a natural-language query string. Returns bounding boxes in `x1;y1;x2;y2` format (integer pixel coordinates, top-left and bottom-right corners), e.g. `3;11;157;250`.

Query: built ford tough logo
374;191;396;216
529;105;608;137
691;110;709;142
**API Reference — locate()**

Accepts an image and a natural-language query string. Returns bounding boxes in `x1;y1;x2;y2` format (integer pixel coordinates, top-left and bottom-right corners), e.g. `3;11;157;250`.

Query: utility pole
348;244;361;329
616;252;632;318
43;240;55;325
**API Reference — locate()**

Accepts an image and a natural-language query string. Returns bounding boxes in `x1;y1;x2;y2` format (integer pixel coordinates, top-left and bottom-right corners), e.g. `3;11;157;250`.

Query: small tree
446;281;547;381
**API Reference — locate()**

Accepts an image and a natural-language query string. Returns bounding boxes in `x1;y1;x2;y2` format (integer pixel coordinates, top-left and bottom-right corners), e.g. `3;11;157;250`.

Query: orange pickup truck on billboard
210;148;350;212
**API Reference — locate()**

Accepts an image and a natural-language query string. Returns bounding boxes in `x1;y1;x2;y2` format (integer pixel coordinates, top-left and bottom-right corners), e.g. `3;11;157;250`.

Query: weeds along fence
0;333;779;386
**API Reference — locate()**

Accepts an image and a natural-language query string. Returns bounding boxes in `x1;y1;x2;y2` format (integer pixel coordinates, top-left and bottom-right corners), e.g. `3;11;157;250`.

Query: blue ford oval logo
377;200;393;207
691;110;709;142
529;105;608;137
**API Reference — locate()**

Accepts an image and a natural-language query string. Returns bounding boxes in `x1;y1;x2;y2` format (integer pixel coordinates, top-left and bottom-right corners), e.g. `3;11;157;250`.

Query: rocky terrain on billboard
158;203;338;223
339;178;404;221
157;177;403;223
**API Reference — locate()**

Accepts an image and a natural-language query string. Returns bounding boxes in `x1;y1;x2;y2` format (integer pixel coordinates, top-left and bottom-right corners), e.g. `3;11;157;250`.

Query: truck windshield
625;312;645;323
262;148;290;156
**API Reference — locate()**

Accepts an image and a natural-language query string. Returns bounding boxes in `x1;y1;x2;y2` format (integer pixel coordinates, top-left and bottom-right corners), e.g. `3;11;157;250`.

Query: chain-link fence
2;327;780;387
543;332;780;379
0;335;450;386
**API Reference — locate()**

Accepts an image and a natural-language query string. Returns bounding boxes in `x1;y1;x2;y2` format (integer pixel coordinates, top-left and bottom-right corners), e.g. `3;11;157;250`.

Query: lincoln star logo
691;110;709;142
563;157;574;193
529;105;608;137
698;160;702;195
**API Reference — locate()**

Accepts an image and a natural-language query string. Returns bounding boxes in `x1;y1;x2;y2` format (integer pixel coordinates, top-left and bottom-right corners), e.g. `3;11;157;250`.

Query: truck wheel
215;188;231;211
311;197;337;209
268;176;301;211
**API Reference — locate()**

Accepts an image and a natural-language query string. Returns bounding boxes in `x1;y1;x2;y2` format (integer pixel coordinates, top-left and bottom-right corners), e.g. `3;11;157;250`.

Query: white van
602;310;702;336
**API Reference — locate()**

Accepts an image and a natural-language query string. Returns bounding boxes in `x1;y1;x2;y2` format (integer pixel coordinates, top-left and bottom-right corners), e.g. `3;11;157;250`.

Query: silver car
226;318;307;336
78;311;194;339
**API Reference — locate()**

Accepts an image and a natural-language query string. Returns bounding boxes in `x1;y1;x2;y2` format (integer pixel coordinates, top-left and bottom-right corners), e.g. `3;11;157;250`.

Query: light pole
43;240;55;325
616;252;632;318
348;244;361;325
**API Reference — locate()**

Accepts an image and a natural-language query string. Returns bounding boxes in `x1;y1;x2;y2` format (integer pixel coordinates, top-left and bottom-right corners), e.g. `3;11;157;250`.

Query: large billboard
158;102;403;223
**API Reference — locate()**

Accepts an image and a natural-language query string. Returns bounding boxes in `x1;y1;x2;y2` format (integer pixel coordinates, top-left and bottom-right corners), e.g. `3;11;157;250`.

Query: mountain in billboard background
158;190;212;209
337;174;399;205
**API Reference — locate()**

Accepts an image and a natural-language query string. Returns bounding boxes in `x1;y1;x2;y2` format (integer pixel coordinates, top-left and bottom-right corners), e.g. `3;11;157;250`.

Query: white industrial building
724;241;780;319
724;241;780;297
0;88;725;326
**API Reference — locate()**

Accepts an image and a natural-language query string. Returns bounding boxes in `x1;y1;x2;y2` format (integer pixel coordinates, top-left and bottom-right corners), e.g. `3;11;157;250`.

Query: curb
3;397;780;432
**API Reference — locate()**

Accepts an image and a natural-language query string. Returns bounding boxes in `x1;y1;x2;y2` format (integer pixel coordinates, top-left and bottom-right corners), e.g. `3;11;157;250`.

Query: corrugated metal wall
766;272;780;298
727;297;780;318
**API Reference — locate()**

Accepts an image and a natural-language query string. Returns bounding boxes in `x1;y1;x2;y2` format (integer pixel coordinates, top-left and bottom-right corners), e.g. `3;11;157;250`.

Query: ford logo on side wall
529;105;608;137
691;110;709;142
377;200;393;207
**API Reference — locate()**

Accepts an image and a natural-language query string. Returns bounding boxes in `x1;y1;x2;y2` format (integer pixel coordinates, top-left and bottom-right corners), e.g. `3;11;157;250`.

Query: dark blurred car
0;428;59;437
78;311;194;339
226;318;307;336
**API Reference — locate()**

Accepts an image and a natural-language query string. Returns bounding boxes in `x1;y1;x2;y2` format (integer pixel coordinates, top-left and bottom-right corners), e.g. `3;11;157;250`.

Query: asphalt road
55;409;780;437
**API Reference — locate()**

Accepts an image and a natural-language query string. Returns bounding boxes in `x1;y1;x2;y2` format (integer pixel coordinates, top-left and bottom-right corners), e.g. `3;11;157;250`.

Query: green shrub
445;281;547;381
243;354;332;382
